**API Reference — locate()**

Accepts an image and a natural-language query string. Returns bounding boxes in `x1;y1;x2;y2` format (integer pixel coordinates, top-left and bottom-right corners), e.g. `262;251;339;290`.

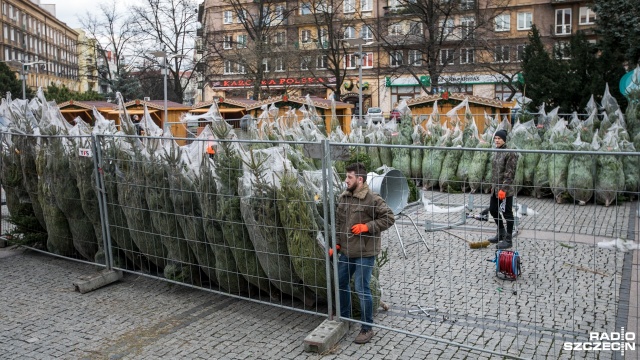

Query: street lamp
150;51;186;133
341;38;374;122
4;59;47;99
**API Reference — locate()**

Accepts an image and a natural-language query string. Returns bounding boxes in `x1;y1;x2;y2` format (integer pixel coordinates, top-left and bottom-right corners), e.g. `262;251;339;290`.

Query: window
344;0;355;13
262;58;270;72
237;9;248;24
301;29;311;43
316;1;332;12
237;34;247;48
460;48;474;64
223;11;233;24
316;55;327;69
440;19;454;37
495;84;521;101
409;22;423;36
361;26;373;40
224;60;234;74
391;86;420;108
390;51;403;67
300;56;310;70
440;49;454;65
223;35;232;49
236;63;246;74
345;53;359;69
344;26;356;39
460;16;475;39
300;2;312;15
495;14;510;32
390;23;404;36
319;28;328;47
494;45;510;62
579;7;596;25
408;50;421;66
361;0;372;11
361;52;373;68
275;5;285;21
274;31;286;45
460;0;475;10
275;58;285;71
556;9;571;35
516;44;526;62
555;42;570;59
517;12;532;30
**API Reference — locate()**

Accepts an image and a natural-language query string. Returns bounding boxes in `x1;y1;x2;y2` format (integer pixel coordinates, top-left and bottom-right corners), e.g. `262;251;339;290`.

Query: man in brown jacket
489;129;518;249
335;162;395;344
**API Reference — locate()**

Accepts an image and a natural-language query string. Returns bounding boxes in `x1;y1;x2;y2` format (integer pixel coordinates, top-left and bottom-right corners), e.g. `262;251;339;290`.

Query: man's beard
347;182;358;193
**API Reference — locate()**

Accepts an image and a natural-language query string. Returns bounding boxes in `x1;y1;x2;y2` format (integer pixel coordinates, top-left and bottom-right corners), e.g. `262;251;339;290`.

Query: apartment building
1;0;79;95
196;0;597;112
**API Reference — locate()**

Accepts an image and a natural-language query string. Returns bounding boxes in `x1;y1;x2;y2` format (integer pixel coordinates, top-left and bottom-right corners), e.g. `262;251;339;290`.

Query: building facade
1;0;79;95
195;0;597;112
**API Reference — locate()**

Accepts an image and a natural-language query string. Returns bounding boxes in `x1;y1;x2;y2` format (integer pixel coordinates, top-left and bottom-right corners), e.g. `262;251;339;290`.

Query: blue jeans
337;253;375;331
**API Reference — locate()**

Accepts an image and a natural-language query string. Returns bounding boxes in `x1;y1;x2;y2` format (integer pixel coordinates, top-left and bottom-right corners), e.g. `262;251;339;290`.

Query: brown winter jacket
491;143;519;197
336;183;395;258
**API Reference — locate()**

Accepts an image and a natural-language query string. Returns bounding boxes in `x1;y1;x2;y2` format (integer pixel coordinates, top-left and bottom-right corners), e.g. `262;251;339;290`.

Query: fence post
324;139;342;321
321;139;334;320
92;135;113;270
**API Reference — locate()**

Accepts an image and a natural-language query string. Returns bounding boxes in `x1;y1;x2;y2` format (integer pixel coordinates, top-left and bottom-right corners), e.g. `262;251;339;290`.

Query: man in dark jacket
335;162;395;344
489;129;518;249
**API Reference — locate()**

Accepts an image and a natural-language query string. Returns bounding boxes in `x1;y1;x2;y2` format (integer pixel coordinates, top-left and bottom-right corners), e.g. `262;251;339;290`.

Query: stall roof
192;98;258;110
123;99;192;111
58;100;116;110
406;93;510;108
246;96;354;110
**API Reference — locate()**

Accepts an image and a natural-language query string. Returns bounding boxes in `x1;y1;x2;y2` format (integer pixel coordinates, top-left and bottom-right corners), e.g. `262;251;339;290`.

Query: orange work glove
498;190;506;200
328;244;341;258
351;224;369;235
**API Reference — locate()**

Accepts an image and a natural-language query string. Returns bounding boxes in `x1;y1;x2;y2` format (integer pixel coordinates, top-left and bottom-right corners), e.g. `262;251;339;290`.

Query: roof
58;100;116;110
123;99;192;110
246;96;354;110
193;97;259;109
407;93;509;108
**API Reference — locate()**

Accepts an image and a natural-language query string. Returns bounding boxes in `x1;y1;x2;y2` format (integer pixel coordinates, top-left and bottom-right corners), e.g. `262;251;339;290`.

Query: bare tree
78;0;141;99
131;0;201;103
298;0;361;100
376;0;509;93
201;0;298;99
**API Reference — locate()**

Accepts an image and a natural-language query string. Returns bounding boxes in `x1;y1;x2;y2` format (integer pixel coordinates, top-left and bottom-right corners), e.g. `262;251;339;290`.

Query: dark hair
345;162;367;182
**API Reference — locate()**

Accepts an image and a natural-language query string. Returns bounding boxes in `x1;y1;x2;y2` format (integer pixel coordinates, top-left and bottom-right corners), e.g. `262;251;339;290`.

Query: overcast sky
47;0;142;29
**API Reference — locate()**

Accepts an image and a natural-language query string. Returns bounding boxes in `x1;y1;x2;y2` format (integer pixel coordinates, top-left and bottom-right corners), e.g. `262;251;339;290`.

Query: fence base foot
73;269;123;294
303;319;348;353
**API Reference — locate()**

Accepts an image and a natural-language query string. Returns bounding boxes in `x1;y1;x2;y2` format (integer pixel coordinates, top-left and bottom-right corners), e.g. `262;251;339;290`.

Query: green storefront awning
385;76;430;87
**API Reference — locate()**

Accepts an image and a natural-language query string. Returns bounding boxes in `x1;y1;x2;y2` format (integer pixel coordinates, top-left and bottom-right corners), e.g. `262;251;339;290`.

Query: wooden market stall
57;100;117;124
106;99;193;140
246;96;354;133
191;98;257;129
406;93;514;133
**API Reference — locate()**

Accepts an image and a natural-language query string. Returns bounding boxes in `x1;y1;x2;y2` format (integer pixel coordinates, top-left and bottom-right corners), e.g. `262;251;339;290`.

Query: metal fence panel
0;132;107;267
94;134;332;316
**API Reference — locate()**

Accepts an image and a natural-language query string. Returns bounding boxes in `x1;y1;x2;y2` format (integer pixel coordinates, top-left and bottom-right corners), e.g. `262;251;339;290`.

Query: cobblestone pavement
1;195;638;359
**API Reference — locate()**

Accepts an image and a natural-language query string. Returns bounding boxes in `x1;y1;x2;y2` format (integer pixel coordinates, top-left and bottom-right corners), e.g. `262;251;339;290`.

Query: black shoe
496;234;513;249
488;229;506;244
